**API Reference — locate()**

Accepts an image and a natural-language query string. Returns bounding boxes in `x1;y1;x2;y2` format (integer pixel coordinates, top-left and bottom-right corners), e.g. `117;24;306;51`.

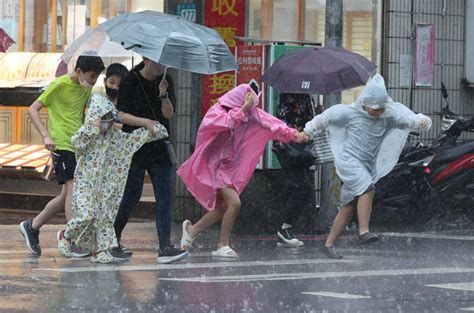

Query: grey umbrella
262;47;376;94
99;10;238;75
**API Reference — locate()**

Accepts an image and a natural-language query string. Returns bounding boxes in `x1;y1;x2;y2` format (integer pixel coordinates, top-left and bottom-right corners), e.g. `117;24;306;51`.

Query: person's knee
340;205;355;219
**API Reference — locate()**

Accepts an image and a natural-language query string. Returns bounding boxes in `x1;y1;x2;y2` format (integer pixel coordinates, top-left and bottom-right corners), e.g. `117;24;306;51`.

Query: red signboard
202;0;246;115
236;45;266;109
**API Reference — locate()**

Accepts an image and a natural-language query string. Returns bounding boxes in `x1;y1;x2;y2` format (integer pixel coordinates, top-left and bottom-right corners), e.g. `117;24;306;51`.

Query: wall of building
383;0;474;142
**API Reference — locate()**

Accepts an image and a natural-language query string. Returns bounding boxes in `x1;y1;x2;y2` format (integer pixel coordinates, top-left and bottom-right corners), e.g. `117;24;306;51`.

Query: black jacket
117;68;176;167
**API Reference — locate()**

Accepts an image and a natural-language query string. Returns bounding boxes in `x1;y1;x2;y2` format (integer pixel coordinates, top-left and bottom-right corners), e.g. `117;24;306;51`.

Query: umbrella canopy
0;28;15;52
99;10;237;74
61;27;139;63
262;47;376;94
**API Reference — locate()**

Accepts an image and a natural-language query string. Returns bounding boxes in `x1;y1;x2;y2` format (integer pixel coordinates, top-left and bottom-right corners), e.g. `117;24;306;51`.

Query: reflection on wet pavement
1;222;474;312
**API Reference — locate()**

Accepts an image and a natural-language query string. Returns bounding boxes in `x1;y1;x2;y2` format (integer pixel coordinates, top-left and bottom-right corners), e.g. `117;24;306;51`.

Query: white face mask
79;72;94;89
99;120;113;133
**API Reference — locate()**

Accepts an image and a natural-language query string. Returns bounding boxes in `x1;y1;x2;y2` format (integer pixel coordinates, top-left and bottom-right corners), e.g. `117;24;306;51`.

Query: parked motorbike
372;83;474;226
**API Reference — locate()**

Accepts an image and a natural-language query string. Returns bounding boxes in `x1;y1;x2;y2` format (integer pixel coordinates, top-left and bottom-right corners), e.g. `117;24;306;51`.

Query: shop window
1;0;163;53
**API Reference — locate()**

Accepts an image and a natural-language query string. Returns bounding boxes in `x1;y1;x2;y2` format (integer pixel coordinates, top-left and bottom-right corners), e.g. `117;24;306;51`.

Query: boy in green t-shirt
19;54;105;256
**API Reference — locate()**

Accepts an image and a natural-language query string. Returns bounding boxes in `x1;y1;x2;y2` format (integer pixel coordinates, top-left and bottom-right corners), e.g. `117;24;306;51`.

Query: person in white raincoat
57;86;169;263
303;74;432;259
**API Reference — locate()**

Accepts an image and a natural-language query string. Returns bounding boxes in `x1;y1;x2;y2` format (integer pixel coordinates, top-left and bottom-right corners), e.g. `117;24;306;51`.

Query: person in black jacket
114;58;188;264
273;93;320;247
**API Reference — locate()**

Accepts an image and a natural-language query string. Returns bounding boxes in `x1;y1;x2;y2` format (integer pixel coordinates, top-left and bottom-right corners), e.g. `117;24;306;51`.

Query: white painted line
36;258;355;273
459;307;474;311
382;232;474;241
301;291;371;299
426;282;474;291
158;267;474;283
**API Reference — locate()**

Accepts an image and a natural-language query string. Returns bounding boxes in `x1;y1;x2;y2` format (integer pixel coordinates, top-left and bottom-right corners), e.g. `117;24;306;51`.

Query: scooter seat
434;140;474;163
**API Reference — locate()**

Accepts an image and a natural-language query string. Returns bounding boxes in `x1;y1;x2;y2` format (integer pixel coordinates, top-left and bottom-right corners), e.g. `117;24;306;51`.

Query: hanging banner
236;45;266;108
202;0;246;115
414;24;435;87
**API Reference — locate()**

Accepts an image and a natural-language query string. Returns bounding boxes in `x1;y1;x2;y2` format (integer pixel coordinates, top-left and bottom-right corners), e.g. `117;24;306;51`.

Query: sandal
180;220;194;250
211;245;239;259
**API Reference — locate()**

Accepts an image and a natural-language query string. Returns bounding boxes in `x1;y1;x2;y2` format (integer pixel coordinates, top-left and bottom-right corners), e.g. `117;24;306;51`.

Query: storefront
0;0;164;172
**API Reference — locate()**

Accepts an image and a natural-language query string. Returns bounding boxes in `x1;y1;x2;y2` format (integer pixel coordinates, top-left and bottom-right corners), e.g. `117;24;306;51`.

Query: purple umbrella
0;28;15;52
262;47;376;94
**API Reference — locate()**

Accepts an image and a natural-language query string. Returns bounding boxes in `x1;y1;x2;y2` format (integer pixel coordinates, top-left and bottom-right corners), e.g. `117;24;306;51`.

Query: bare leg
217;187;241;249
64;179;74;221
325;204;355;247
356;191;375;236
31;185;67;231
187;208;225;237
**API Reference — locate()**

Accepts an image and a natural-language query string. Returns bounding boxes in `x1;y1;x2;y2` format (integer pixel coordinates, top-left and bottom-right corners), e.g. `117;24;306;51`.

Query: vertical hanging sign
414;24;435;87
202;0;245;115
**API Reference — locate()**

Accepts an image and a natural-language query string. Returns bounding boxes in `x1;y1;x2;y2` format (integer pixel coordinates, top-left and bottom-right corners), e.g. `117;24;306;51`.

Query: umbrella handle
122;42;142;50
161;66;168;84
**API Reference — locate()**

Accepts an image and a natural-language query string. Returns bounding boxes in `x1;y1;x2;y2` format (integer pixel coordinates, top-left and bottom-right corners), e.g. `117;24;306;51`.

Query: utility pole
315;0;343;231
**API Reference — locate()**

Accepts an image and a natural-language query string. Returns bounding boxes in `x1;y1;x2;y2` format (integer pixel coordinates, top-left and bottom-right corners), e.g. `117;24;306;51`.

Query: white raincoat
64;93;168;252
304;74;432;207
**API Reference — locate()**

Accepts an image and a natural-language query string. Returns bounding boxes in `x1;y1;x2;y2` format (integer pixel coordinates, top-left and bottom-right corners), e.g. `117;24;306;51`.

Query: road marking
426;282;474;291
382;232;474;241
36;258;356;273
459;308;474;311
158;267;474;283
301;291;371;299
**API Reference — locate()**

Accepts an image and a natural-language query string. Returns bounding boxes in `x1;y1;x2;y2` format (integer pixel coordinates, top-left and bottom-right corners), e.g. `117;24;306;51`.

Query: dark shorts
51;150;76;185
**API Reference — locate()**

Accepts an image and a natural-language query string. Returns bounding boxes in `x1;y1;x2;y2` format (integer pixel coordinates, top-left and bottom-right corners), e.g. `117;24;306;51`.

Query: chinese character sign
236;45;266;109
202;0;245;115
414;24;435;87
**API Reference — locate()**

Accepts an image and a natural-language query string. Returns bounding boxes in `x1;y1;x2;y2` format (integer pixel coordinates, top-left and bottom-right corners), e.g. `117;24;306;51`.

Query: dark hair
75;53;105;73
106;63;128;80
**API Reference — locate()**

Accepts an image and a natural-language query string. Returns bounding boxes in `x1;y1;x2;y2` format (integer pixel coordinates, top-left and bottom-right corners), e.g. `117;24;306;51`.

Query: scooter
371;84;474;226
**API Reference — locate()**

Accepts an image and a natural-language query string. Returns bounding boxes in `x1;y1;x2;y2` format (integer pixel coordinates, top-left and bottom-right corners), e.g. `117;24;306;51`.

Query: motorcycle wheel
371;189;435;228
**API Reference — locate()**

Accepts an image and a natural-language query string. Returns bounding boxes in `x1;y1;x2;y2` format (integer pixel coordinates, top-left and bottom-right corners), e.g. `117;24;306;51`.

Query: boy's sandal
180;220;194;250
211;245;239;259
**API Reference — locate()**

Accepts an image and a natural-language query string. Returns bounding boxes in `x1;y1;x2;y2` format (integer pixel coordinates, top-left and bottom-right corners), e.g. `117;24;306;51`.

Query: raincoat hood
84;94;117;125
355;74;393;110
218;84;260;110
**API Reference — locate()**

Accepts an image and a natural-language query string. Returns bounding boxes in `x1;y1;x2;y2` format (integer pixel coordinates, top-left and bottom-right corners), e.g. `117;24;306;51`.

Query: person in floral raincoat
57;88;169;263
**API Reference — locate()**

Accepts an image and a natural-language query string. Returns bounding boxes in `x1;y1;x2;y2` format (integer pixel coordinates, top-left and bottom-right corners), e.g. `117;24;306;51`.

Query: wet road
1;221;474;312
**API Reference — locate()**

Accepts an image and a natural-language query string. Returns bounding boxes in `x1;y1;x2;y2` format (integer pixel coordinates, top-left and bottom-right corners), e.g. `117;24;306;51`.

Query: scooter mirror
441;82;448;99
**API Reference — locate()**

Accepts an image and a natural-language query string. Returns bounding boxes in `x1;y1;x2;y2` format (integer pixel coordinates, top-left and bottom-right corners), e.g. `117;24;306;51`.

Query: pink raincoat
177;84;297;211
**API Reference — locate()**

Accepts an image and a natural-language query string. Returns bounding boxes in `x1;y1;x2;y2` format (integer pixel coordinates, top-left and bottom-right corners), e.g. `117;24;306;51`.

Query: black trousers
277;163;314;227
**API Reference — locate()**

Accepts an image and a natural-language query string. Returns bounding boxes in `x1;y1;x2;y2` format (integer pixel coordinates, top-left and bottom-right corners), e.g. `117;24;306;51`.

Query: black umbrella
263;47;376;94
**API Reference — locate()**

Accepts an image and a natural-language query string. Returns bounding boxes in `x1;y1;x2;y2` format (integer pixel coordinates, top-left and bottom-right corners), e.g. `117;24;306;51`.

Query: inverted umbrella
61;27;139;63
0;28;15;52
262;47;376;94
99;10;237;74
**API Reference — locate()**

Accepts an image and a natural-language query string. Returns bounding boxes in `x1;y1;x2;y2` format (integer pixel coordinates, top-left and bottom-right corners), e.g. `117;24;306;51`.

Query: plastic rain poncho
64;93;168;252
177;84;298;211
304;74;432;207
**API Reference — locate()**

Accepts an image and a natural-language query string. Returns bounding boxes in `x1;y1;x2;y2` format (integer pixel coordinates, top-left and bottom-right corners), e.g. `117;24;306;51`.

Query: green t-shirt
38;75;91;152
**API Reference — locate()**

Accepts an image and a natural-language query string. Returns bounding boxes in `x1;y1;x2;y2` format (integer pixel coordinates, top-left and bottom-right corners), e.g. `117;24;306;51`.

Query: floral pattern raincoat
64;93;168;252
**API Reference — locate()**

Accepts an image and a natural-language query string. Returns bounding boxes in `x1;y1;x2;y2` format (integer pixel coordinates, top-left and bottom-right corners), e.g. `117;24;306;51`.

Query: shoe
157;246;189;264
322;245;343;259
70;242;91;259
90;251;114;264
19;220;41;256
277;227;304;247
211;245;239;259
119;245;133;257
57;230;72;258
359;232;379;245
110;246;130;262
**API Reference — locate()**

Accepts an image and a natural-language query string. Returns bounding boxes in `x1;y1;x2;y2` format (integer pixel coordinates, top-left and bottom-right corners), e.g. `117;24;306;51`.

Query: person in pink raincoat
177;83;308;258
